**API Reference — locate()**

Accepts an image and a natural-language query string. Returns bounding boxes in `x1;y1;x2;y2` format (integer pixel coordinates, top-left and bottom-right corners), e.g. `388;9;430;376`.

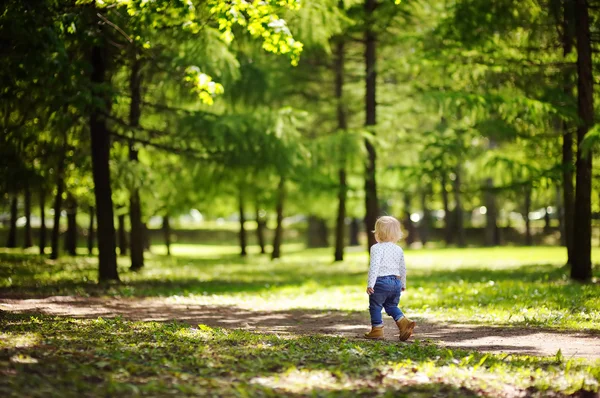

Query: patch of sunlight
154;243;305;258
9;354;38;364
250;368;345;393
0;332;41;349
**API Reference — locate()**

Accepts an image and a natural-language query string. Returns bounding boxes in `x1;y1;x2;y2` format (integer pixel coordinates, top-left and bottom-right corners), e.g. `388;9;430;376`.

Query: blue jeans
369;275;404;327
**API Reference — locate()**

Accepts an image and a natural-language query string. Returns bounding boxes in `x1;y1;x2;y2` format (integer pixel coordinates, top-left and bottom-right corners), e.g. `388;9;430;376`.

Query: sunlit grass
0;314;597;397
1;245;599;331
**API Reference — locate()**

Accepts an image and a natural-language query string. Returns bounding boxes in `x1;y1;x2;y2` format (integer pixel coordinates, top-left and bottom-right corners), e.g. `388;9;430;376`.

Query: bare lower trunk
39;189;47;254
271;177;285;260
50;175;64;260
163;215;171;256
543;207;551;232
7;195;18;248
307;216;328;248
129;188;144;269
256;206;266;254
24;183;32;248
239;190;247;257
334;169;347;261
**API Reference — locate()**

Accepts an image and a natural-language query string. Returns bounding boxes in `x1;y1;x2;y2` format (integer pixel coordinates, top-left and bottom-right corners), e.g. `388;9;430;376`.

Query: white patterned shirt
367;242;407;289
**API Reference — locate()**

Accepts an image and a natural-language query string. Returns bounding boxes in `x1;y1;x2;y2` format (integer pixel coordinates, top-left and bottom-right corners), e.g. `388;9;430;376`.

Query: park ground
1;245;600;397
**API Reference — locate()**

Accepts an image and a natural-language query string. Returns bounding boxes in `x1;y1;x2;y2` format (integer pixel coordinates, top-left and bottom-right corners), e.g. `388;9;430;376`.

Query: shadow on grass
2;297;600;359
1;251;599;335
2;312;595;397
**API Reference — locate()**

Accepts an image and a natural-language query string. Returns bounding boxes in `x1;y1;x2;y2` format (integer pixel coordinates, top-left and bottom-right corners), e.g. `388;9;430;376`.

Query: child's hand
366;287;374;295
402;288;406;292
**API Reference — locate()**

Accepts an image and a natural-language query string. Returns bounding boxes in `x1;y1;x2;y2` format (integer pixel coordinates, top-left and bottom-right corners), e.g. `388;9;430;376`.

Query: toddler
364;216;416;341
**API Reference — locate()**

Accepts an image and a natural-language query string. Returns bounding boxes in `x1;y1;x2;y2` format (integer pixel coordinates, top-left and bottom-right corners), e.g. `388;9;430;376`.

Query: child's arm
399;250;407;290
367;244;381;289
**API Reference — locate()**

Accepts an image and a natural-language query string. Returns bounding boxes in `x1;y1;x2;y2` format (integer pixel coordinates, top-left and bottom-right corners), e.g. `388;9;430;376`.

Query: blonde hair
373;216;403;243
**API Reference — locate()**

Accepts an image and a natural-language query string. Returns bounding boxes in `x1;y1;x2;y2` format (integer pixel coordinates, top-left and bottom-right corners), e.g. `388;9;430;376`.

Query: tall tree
334;32;348;261
571;0;594;281
89;33;119;281
363;0;380;249
561;0;575;264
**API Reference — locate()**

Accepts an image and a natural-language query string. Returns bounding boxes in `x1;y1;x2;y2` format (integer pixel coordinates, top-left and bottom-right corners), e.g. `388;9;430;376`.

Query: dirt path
1;296;599;360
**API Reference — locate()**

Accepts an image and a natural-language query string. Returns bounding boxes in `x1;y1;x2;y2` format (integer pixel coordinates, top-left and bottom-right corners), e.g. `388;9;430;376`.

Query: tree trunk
117;213;127;255
571;0;593;281
50;174;64;260
363;0;380;250
129;56;144;270
453;166;466;247
256;206;266;254
88;206;95;255
484;178;499;246
543;207;551;232
524;185;532;246
307;216;329;248
163;215;171;256
441;173;453;245
271;177;285;260
23;183;32;248
39;189;47;254
334;169;347;261
334;32;347;262
6;195;18;248
349;218;360;246
64;192;77;256
239;190;247;257
90;40;119;281
562;0;575;264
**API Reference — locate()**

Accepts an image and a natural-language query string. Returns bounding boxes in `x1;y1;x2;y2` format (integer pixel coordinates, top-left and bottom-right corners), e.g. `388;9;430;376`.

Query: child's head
373;216;403;243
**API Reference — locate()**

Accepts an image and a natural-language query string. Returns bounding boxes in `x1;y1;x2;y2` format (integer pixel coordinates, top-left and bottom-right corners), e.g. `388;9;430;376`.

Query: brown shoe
364;326;384;339
396;317;416;341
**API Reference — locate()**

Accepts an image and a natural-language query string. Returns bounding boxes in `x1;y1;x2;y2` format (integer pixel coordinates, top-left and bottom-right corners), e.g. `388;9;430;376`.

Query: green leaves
184;66;225;105
209;0;303;65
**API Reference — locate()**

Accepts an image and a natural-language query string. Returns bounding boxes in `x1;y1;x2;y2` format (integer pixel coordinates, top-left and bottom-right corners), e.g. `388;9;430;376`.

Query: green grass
1;313;598;397
1;245;599;332
1;245;600;396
